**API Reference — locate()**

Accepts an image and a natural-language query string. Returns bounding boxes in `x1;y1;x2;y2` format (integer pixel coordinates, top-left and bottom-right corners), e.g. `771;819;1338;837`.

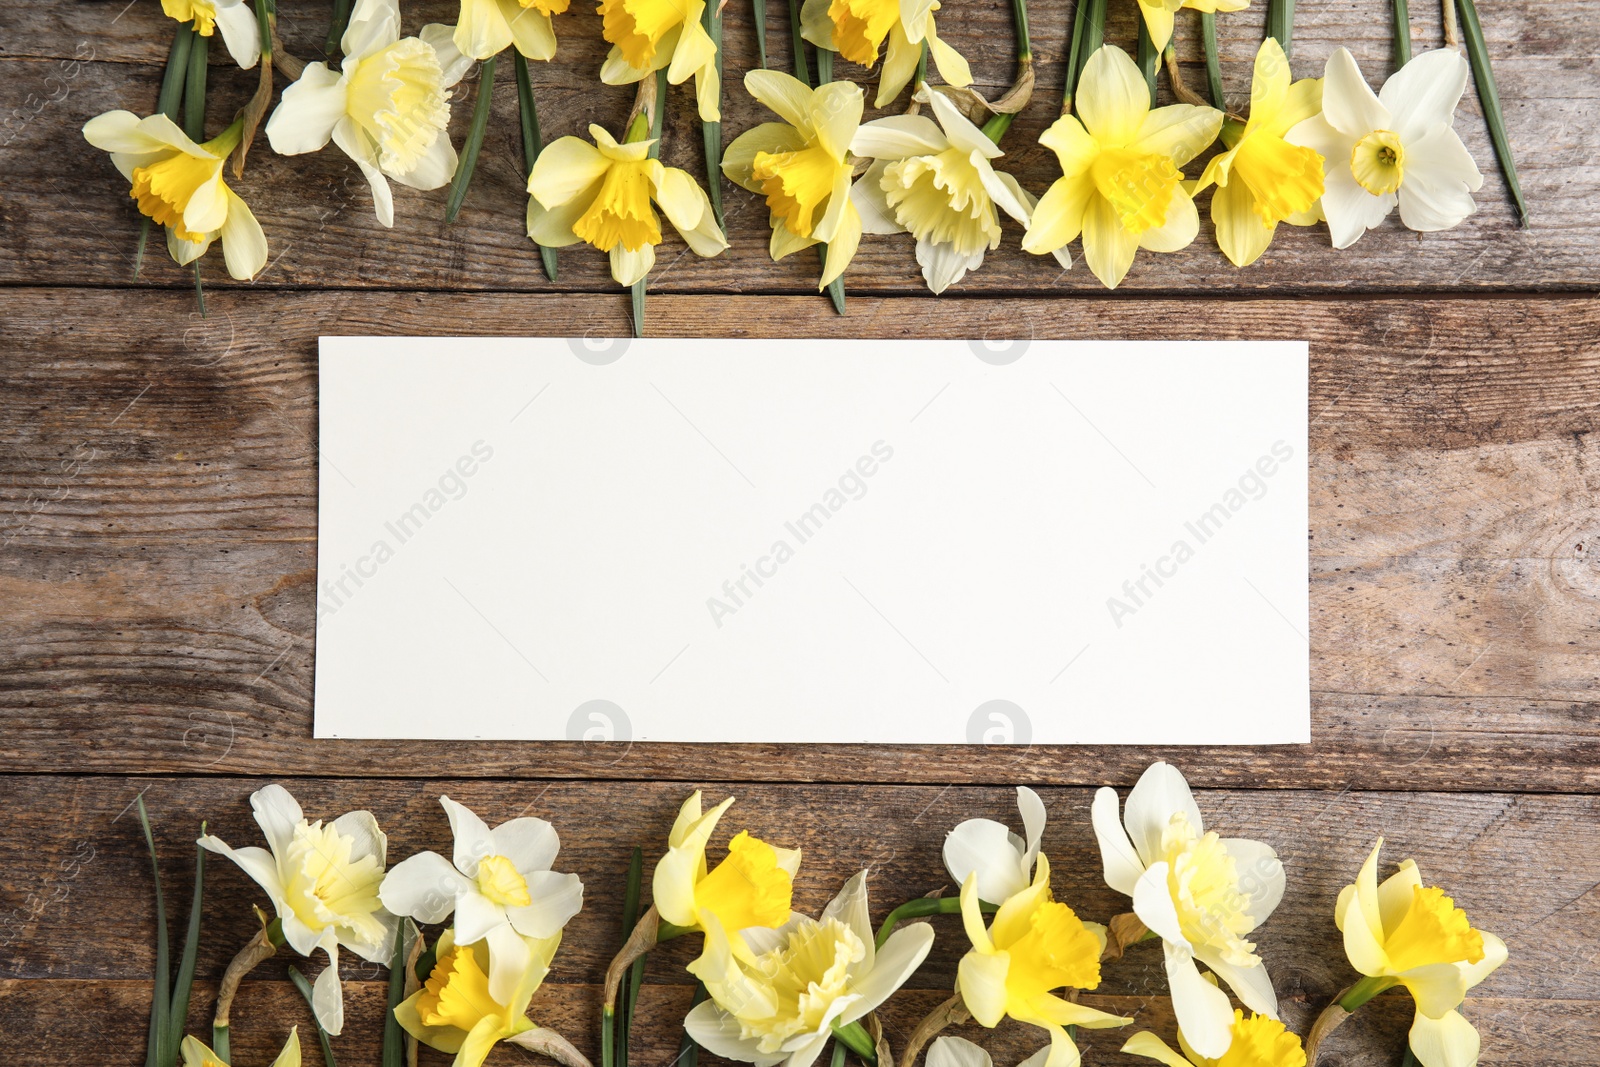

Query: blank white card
315;337;1309;745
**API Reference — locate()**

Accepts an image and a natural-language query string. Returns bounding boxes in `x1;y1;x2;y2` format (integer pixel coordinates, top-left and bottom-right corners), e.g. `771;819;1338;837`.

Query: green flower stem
602;1008;617;1067
787;0;810;86
137;797;171;1067
514;52;558;281
981;112;1014;144
446;53;498;223
702;0;727;229
617;847;646;1067
1267;0;1294;57
381;923;407;1067
1011;0;1031;60
168;830;206;1059
326;0;353;55
211;1026;230;1064
830;1036;848;1067
1061;0;1087;112
816;45;833;84
138;25;196;277
1400;1041;1422;1067
830;1020;876;1063
1457;0;1528;226
1337;974;1399;1012
913;40;929;89
1200;12;1225;109
256;0;274;61
287;966;339;1067
1392;0;1412;67
753;0;769;68
1135;17;1158;105
184;30;208;142
631;68;670;338
1064;0;1105;114
656;919;692;940
873;896;998;950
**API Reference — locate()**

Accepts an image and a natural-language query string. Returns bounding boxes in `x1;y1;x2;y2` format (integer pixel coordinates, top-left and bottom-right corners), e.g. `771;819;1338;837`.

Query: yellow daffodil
267;0;472;228
686;872;934;1067
381;796;583;1004
1334;839;1507;1067
1092;762;1285;1060
1134;0;1248;53
527;124;728;286
1193;38;1324;267
396;925;560;1067
957;853;1132;1067
455;0;569;60
162;0;261;68
1287;48;1483;248
723;71;865;289
198;785;395;1036
599;0;720;121
181;1029;300;1067
799;0;971;107
852;90;1070;294
83;111;269;281
1022;46;1221;289
1124;1010;1305;1067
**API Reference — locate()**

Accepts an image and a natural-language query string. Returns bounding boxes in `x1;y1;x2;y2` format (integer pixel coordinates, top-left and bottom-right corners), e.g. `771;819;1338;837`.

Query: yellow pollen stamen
1350;129;1405;196
572;158;661;252
1384;884;1485;972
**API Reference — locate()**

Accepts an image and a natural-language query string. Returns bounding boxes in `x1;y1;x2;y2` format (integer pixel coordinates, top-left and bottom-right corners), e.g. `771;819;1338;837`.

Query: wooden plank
2;0;1592;293
4;979;1589;1067
2;290;1598;786
2;777;1594;1006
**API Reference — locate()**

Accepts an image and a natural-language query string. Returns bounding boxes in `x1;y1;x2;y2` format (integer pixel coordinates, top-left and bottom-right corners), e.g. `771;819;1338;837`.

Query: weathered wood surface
3;290;1598;787
2;0;1594;293
2;777;1595;1065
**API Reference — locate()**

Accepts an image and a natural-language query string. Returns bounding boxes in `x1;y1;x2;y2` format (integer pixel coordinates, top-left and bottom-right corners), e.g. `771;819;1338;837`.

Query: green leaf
1456;0;1527;226
514;52;558;282
1136;18;1158;106
137;796;171;1067
829;1020;876;1065
446;54;499;223
158;26;193;120
167;828;206;1057
617;846;645;1067
1267;0;1294;57
787;0;810;87
381;922;408;1067
1062;0;1088;111
326;0;353;56
1392;0;1412;67
287;965;338;1067
1200;12;1225;110
829;1035;847;1067
816;45;833;84
211;1025;230;1065
753;0;769;68
184;30;209;142
702;0;726;230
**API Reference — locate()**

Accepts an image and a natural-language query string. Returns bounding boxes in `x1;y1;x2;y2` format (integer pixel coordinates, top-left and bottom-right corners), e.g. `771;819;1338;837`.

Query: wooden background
2;0;1598;1065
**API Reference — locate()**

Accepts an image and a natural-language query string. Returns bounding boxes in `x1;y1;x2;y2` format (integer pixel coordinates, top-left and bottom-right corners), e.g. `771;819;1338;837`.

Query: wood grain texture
1;777;1593;1064
3;290;1598;786
1;0;1594;293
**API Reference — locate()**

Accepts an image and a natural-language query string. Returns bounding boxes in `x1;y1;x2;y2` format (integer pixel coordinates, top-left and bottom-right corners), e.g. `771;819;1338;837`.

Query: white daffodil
942;785;1047;904
800;0;971;107
83;111;268;280
199;785;395;1036
379;795;584;1004
851;90;1065;294
1336;839;1508;1067
1091;762;1286;1060
1286;48;1482;248
162;0;261;69
928;1037;1049;1067
685;871;935;1067
455;0;569;61
265;0;472;227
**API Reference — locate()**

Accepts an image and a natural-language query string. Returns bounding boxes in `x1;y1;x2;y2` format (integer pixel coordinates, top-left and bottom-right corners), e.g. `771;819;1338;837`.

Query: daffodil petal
1407;1009;1480;1067
1120;1032;1191;1067
1379;48;1469;144
1164;943;1233;1060
1089;785;1146;896
528;136;610;208
811;81;864;162
1129;104;1223;168
1122;762;1203;865
850;115;947;159
840;921;932;1021
505;1;557;60
380;850;470;923
745;69;816;138
927;1037;991;1067
251;784;306;858
508;870;585;937
455;0;512;60
1321;47;1392;136
267;62;348;156
332;116;395;226
213;0;262;69
956;947;1010;1027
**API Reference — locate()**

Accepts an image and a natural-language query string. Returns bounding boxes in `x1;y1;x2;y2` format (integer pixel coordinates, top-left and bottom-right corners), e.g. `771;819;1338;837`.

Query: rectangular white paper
315;337;1309;745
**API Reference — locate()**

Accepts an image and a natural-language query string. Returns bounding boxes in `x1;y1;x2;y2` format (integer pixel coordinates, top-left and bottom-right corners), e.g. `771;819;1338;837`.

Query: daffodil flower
685;871;935;1067
198;784;396;1036
943;785;1047;905
380;795;584;1004
1193;38;1324;267
83;110;269;281
851;90;1061;294
928;1037;1049;1067
1021;46;1221;289
182;1029;300;1067
1334;839;1507;1067
599;0;721;121
957;853;1132;1067
1123;1010;1305;1067
527;124;728;287
1091;762;1285;1060
651;791;800;961
799;0;972;107
396;925;561;1067
266;0;472;227
1133;0;1248;54
1286;48;1483;248
455;0;569;60
161;0;261;69
723;71;865;289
